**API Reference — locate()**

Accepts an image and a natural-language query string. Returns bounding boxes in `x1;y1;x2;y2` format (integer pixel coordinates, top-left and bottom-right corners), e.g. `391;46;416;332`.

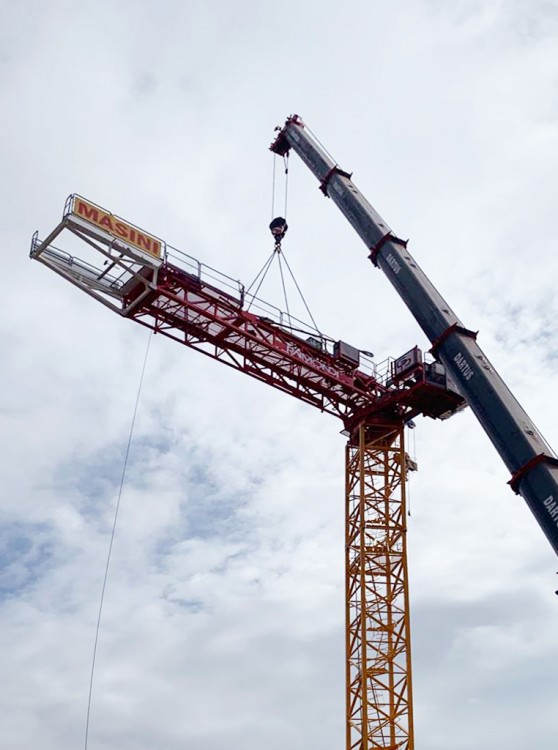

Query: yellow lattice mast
346;421;414;750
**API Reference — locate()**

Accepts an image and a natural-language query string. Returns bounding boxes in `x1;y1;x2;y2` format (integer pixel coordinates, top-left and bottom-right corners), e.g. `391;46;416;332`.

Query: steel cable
84;330;152;750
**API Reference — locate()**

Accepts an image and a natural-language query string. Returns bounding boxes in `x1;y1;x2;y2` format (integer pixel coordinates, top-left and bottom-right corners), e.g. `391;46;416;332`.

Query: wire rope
251;149;320;332
246;250;276;294
282;154;289;219
271;154;277;220
245;250;277;311
84;330;152;750
277;253;291;323
280;252;321;333
305;124;337;164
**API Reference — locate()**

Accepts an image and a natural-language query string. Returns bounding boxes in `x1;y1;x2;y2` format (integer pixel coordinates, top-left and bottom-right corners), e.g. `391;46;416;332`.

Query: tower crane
30;116;558;750
31;193;466;750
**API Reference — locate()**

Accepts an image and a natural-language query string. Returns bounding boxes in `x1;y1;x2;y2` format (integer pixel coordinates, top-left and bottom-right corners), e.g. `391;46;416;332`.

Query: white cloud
1;1;558;749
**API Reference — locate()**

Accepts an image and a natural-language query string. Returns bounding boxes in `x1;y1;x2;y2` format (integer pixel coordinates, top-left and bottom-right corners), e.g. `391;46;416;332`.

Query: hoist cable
271;153;289;221
271;155;277;220
261;151;321;333
280;251;321;333
84;330;152;750
283;154;289;219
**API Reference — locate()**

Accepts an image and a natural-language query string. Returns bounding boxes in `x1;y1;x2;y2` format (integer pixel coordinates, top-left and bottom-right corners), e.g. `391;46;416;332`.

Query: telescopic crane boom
271;115;558;557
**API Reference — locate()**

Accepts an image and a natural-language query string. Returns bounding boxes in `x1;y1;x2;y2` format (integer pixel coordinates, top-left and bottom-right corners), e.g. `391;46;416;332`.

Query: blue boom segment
271;115;558;557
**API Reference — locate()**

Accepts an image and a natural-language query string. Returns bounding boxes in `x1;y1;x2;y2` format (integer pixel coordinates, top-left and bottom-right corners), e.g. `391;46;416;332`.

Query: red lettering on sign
76;200;100;223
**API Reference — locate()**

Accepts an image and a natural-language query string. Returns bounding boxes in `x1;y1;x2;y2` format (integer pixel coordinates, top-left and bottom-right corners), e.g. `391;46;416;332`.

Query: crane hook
269;216;288;249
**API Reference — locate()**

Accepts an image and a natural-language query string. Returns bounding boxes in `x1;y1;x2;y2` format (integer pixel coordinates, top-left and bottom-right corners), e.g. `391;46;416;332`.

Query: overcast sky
1;1;558;749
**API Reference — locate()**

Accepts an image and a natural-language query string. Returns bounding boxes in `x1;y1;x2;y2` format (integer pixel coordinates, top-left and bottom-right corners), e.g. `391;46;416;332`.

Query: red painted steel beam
29;210;465;435
125;261;383;422
123;261;463;431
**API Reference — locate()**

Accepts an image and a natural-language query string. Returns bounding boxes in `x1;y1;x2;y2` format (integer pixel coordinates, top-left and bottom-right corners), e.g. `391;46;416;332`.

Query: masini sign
71;196;163;259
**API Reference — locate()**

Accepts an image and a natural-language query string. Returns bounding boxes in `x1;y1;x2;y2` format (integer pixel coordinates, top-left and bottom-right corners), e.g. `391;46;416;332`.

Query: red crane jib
122;260;463;432
29;193;466;440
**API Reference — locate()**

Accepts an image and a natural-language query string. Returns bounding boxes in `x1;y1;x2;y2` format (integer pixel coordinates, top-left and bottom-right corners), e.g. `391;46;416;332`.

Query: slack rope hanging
84;330;152;750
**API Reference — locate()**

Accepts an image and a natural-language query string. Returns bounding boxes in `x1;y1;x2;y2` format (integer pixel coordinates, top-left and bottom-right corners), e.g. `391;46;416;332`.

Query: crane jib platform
30;194;466;441
271;114;558;557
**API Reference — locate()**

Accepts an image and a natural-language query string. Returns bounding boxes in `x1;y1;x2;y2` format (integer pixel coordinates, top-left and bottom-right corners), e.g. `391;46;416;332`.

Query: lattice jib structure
346;422;413;750
30;194;467;750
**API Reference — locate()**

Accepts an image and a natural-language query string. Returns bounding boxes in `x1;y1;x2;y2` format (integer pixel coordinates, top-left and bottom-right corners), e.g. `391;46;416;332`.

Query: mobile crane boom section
271;115;558;556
